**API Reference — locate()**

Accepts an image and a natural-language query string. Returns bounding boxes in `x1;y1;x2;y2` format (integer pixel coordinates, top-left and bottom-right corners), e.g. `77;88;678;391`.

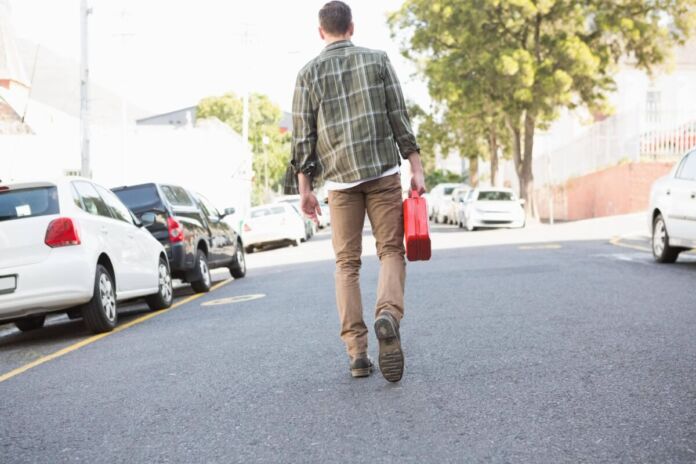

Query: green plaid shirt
285;40;419;193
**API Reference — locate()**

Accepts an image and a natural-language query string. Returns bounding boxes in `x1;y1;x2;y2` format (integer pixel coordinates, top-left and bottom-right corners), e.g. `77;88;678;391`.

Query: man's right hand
300;192;322;225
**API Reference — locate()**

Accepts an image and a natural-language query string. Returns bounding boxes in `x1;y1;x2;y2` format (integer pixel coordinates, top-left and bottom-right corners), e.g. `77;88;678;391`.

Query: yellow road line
518;244;562;250
0;278;233;384
610;236;696;255
609;236;652;253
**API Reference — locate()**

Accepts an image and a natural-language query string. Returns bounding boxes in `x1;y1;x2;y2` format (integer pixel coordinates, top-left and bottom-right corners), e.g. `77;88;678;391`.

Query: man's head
318;1;354;43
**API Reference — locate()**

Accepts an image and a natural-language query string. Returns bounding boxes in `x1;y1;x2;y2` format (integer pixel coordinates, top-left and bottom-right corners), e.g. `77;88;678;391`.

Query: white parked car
458;188;526;231
430;183;467;224
277;195;317;239
242;203;306;252
445;187;470;225
0;178;173;333
649;148;696;263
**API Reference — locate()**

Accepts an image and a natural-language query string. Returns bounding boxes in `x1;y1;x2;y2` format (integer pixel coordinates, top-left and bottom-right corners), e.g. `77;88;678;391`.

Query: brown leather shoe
374;312;404;382
349;354;374;378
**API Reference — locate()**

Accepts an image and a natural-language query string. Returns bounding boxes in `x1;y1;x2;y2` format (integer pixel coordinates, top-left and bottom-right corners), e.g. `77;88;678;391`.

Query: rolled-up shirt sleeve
291;72;318;176
382;53;420;159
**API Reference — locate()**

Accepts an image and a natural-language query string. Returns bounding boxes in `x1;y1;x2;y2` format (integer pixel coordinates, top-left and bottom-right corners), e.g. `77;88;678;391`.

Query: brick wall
535;162;675;221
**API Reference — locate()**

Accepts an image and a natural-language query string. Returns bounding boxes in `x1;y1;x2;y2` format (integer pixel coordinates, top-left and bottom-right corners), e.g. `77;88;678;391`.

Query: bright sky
9;0;428;115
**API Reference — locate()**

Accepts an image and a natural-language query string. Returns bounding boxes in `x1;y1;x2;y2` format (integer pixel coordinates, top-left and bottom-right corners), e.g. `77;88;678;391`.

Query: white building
0;2;252;218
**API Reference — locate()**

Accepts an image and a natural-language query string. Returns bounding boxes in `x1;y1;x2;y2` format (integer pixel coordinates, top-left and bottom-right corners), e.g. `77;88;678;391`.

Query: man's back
292;40;419;185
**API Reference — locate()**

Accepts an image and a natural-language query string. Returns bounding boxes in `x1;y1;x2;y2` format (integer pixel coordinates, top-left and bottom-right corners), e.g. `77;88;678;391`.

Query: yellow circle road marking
201;294;266;306
518;244;562;250
0;278;234;384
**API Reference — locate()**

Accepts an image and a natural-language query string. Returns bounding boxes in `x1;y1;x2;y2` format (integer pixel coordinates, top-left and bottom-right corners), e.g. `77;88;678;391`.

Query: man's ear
348;22;354;37
318;27;325;40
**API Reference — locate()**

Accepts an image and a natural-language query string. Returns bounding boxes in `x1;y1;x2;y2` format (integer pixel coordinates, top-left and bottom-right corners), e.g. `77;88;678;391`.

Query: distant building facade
136;106;197;127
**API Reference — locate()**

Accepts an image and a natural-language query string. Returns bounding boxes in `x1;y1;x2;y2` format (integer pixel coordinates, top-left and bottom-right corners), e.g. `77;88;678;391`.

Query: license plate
0;275;17;294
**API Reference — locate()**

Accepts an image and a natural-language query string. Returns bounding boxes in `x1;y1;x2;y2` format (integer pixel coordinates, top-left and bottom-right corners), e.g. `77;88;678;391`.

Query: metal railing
533;108;696;187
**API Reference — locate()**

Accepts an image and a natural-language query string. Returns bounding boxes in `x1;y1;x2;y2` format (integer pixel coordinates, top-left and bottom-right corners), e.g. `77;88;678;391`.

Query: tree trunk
505;115;523;181
519;111;537;218
488;128;499;187
469;156;479;187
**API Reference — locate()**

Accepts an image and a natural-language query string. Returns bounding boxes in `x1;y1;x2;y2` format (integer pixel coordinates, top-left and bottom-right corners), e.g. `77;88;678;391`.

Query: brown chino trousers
328;173;406;357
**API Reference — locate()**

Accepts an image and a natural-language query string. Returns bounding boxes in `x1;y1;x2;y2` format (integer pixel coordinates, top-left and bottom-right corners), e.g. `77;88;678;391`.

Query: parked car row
426;184;526;231
241;196;330;252
0;177;246;334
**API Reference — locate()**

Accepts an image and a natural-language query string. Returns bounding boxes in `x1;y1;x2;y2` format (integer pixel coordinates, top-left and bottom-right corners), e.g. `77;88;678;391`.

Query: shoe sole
351;366;373;378
375;317;404;382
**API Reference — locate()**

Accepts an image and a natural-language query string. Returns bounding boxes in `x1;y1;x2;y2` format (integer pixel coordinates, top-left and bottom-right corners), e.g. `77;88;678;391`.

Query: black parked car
112;183;246;293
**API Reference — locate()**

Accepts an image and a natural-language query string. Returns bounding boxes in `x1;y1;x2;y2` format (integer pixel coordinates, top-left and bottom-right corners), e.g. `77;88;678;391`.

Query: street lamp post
80;0;92;178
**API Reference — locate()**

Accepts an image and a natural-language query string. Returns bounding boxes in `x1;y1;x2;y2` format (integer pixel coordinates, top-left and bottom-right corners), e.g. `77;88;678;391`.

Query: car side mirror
140;212;157;227
220;207;235;219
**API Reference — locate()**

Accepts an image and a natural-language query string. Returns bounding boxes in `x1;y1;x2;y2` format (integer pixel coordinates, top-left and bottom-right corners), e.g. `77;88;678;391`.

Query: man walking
288;1;425;382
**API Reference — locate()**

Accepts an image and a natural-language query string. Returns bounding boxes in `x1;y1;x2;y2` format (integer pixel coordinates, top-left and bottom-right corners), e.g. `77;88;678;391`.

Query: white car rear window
0;187;59;222
250;209;270;218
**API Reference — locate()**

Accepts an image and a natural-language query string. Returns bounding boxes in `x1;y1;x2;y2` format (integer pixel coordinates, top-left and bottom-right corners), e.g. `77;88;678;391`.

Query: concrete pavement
1;214;695;463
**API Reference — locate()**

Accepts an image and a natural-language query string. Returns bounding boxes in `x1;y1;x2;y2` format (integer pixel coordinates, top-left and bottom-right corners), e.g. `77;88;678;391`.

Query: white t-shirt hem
325;166;400;191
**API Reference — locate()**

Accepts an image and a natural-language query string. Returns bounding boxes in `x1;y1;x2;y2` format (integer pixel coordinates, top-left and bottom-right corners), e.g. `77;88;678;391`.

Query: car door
72;181;131;294
669;151;696;242
96;185;158;292
196;193;236;265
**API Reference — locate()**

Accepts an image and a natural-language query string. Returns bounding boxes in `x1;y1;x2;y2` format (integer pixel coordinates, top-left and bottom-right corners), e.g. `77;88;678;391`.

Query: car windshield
478;191;514;201
0;187;59;222
113;184;161;212
443;187;456;195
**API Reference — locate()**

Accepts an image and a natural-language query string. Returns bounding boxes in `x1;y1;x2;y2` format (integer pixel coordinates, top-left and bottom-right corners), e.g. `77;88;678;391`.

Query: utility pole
80;0;92;178
241;24;252;210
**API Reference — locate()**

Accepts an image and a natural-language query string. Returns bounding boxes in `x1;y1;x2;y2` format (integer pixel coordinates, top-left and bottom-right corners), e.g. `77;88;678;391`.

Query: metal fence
640;119;696;159
534;108;696;187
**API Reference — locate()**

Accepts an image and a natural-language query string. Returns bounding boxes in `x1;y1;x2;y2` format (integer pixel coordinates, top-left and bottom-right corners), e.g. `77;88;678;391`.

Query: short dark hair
319;1;352;35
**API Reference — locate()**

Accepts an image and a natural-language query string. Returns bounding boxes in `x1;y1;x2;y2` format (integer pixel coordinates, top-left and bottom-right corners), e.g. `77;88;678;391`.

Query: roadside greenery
390;0;696;215
197;92;290;205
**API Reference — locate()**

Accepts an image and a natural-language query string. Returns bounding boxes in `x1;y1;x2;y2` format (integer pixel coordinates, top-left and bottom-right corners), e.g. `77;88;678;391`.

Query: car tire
652;214;681;263
229;241;247;279
245;246;254;254
291;238;301;247
458;220;464;229
82;264;118;334
146;257;174;311
15;314;46;332
190;250;212;293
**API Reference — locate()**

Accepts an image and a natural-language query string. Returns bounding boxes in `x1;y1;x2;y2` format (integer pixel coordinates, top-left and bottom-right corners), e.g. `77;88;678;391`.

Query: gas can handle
410;189;420;199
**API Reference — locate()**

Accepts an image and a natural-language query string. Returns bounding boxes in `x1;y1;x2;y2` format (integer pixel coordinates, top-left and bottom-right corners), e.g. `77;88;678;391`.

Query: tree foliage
390;0;696;215
197;92;290;204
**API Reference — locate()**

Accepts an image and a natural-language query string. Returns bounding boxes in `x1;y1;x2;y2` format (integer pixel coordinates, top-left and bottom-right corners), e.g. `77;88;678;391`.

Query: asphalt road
1;224;695;463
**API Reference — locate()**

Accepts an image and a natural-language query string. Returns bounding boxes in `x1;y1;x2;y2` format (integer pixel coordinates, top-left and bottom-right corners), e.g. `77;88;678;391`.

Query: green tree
197;92;291;205
390;0;696;215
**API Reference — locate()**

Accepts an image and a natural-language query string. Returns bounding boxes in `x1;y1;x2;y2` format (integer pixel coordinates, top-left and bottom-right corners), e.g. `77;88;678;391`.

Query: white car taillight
45;218;81;247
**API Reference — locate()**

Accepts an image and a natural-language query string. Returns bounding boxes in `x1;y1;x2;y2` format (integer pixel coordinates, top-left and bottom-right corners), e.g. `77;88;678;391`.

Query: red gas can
403;190;431;261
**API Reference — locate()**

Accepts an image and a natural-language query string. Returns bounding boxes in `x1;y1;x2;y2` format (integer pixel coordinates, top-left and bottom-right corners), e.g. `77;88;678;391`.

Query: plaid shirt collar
322;40;354;53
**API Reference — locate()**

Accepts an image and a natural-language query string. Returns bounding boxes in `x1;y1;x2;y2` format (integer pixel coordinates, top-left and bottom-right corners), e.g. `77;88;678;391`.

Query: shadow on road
0;286;196;350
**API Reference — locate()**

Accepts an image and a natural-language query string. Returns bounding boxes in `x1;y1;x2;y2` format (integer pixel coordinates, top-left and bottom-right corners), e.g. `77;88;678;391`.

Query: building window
646;90;661;124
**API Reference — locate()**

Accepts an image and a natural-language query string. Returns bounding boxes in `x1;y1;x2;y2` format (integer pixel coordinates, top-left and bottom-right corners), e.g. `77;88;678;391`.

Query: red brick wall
535;162;675;221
